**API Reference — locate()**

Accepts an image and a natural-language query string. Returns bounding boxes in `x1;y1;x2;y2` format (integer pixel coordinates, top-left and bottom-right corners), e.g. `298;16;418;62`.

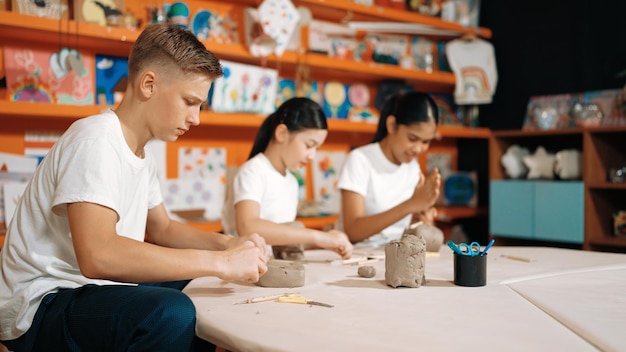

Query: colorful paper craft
5;45;94;105
257;0;300;56
312;150;347;215
95;55;128;106
164;147;226;221
210;60;278;114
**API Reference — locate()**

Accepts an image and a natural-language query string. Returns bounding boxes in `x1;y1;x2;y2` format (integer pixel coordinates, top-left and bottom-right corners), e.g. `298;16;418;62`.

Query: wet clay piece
417;223;444;252
384;223;427;288
256;260;305;288
357;265;376;278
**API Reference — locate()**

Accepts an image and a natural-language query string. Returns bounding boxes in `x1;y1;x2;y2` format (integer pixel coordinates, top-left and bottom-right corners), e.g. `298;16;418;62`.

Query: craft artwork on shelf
410;36;434;72
209;60;278;114
500;144;530;179
430;93;461;126
192;8;238;43
95;55;128;106
11;0;69;19
522;88;625;130
554;149;582;180
74;0;124;26
522;146;556;180
312;150;347;215
322;81;352;119
164;147;226;222
5;45;94;105
346;83;378;123
443;171;477;207
275;78;322;108
308;20;356;55
254;0;300;57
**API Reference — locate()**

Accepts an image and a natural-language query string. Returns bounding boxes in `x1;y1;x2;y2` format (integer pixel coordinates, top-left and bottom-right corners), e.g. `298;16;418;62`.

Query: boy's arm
145;203;269;257
67;202;267;284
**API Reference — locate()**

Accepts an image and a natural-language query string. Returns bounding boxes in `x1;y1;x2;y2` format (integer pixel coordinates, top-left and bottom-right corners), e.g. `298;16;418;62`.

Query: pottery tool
234;293;288;305
277;294;333;308
501;254;531;262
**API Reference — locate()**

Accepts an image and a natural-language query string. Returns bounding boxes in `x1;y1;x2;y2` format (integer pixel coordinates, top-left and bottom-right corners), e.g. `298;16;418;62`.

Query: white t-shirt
221;153;298;237
0;110;162;340
445;37;498;105
337;143;421;248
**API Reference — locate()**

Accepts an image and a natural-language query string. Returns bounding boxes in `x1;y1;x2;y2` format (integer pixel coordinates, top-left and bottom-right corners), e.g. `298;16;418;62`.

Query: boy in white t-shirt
0;24;268;351
337;91;441;248
222;97;352;259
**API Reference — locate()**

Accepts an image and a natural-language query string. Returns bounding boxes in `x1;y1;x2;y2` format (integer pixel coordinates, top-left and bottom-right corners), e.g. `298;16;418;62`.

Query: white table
184;246;626;352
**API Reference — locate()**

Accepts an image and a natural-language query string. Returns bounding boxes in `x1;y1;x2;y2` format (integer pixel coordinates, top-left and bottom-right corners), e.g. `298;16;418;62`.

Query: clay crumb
358;265;376;278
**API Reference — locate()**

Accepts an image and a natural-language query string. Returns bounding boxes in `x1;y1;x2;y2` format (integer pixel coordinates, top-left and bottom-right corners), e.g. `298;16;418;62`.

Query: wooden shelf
491;128;585;137
436;206;488;222
587;182;626;190
249;0;491;39
0;9;459;93
186;215;339;233
0;100;489;138
589;236;626;249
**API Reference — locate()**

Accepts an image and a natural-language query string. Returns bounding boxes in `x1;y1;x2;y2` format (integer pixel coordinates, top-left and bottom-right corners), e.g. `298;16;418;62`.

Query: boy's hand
226;233;269;261
218;241;268;283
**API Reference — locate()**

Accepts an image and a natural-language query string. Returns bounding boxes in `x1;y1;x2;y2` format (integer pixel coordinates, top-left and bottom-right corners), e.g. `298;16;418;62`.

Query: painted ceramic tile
346;83;378;123
210;60;278;114
5;45;94;105
312;150;346;215
12;0;69;19
95;55;128;106
166;147;226;221
322;81;352;119
275;78;321;108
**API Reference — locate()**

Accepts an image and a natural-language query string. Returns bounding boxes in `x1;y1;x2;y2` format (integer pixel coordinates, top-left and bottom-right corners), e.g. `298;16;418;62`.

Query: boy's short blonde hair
129;24;223;81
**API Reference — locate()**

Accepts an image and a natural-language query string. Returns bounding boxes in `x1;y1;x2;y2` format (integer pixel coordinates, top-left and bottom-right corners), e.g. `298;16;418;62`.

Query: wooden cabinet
0;0;493;247
489;127;626;252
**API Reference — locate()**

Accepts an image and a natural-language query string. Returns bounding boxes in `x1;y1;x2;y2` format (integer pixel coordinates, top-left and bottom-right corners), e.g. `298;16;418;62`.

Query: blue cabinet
490;180;584;244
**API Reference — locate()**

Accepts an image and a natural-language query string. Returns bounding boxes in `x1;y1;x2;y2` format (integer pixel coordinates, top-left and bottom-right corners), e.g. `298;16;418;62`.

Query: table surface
184;246;626;352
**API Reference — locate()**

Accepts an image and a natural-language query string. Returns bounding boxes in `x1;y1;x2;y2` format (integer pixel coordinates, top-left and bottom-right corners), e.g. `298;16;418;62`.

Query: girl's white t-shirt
337;143;421;248
221;153;298;236
0;110;162;340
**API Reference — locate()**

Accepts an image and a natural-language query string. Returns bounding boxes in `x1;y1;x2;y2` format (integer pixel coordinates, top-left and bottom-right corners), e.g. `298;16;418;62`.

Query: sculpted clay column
384;222;427;288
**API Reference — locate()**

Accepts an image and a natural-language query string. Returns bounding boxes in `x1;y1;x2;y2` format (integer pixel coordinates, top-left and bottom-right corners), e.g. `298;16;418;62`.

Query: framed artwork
163;147;226;221
5;45;94;105
95;55;128;106
11;0;69;19
74;0;124;26
210;60;278;114
322;81;352;119
275;78;322;108
312;150;347;215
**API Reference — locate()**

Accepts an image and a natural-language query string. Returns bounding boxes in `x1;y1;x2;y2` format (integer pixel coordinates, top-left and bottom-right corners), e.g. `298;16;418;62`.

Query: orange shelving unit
0;1;492;244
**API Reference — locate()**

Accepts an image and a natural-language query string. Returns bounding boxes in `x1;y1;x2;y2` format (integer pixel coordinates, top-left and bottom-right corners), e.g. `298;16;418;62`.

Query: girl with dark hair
336;91;442;248
222;97;353;259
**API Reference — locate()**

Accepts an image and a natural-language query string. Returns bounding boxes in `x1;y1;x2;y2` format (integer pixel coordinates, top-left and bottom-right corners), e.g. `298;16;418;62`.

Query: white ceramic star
523;146;556;179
